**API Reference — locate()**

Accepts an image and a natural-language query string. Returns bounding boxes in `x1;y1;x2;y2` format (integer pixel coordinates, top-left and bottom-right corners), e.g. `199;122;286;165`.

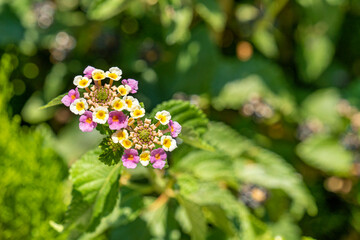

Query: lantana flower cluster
62;66;181;169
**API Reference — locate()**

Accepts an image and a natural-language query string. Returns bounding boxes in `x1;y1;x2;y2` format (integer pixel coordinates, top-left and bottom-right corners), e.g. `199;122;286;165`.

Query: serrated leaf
39;93;66;109
177;176;255;240
77;187;144;240
68;149;122;232
180;126;215;151
173;150;235;182
204;122;252;157
150;100;208;135
204;122;317;218
296;134;352;176
177;195;207;240
98;137;123;166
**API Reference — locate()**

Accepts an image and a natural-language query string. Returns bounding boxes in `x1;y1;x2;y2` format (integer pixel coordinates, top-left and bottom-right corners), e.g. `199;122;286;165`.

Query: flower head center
86;118;92;124
71;95;76;100
139;129;150;142
155;153;161;160
96;88;108;102
251;188;267;202
128;154;134;161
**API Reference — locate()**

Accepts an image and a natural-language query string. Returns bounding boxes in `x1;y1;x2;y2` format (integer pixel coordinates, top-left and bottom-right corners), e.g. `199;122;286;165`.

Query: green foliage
3;0;360;238
177;122;317;218
150;100;208;134
0;54;67;240
40;93;67;109
297;134;352;176
98;137;123;166
150;100;213;150
67;149;122;233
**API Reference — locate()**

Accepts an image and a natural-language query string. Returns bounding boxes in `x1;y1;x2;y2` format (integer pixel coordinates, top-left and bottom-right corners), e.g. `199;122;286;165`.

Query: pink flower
150;148;167;169
168;120;182;138
79;111;97;132
122;149;139;169
83;66;95;79
61;88;80;107
121;79;138;94
108;111;128;130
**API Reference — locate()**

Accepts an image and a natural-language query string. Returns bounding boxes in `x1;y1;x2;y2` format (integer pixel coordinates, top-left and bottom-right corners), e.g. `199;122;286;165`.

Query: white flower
106;67;122;81
161;135;177;152
139;151;150;166
92;107;109;124
121;139;133;149
123;96;140;111
73;76;92;88
155;110;171;125
70;98;88;115
111;97;125;111
117;85;131;96
111;129;128;143
130;106;145;119
92;69;106;81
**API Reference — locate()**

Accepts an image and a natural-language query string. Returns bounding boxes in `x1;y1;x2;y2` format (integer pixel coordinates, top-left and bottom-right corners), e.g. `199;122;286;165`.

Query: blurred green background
1;0;360;239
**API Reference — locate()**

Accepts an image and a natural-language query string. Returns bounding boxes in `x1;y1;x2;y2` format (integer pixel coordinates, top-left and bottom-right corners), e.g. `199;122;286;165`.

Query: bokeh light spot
23;63;39;79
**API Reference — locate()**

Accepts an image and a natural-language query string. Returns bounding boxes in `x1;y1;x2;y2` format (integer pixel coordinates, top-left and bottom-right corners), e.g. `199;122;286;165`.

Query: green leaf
204;122;317;218
39;93;66;109
211;58;296;117
87;0;131;20
177;195;207;240
98;137;123;166
173;150;235;182
64;190;93;240
296;134;352;176
195;0;225;32
150;100;209;135
301;88;342;130
203;205;236;237
203;122;252;158
77;187;144;240
180;126;215;151
166;5;193;44
176;176;256;240
68;149;122;232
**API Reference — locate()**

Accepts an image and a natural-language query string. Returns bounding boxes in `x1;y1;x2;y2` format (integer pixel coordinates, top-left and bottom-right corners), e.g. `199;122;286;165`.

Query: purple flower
122;149;139;169
108;111;128;130
79;111;97;132
83;66;95;79
150;148;167;169
61;88;80;107
122;79;138;94
168;120;182;138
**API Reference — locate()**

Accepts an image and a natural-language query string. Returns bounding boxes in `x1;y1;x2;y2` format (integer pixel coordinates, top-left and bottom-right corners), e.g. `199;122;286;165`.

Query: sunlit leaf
39;93;66;109
297;134;352;176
